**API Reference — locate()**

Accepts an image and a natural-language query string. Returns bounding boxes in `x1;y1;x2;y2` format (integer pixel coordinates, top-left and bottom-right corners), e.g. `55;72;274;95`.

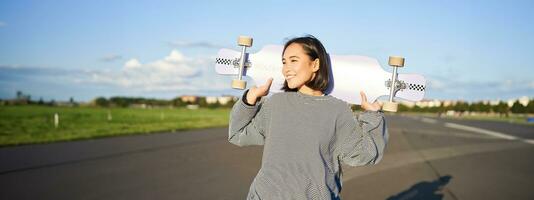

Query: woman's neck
298;85;324;96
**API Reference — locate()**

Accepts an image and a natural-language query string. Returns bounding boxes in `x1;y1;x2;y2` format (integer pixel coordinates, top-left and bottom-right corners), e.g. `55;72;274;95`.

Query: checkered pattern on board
408;83;425;91
215;58;232;65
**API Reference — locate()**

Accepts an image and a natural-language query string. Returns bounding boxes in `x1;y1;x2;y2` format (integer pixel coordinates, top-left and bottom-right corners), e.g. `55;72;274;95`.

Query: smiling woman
281;36;330;95
229;35;387;200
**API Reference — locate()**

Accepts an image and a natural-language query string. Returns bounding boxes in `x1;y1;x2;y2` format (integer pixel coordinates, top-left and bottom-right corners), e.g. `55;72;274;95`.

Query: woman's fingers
259;78;273;94
360;91;381;111
263;78;273;91
360;91;368;104
253;78;273;96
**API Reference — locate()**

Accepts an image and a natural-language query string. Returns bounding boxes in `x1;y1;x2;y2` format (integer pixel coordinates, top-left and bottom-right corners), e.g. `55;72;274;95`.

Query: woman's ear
312;58;320;72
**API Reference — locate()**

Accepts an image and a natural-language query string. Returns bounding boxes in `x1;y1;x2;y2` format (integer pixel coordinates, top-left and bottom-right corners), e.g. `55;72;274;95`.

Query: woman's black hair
281;35;330;92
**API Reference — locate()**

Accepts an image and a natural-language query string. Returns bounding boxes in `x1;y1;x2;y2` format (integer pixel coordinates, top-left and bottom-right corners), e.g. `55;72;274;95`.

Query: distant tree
16;91;23;99
219;98;237;108
480;102;491;113
207;102;219;109
38;97;45;105
510;100;526;113
14;90;30;105
437;104;446;114
527;100;534;113
94;97;109;107
110;97;129;107
198;97;208;107
172;97;185;107
397;104;410;112
492;101;509;117
454;102;469;113
469;102;481;112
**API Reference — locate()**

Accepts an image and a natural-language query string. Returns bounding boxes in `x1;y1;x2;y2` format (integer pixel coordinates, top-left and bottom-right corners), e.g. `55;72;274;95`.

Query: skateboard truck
385;79;406;92
382;56;405;112
231;36;253;90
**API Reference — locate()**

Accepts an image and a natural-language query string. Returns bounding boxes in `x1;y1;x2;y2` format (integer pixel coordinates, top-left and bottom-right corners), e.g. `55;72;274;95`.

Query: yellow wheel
237;36;253;47
232;79;247;89
382;102;399;112
388;56;405;67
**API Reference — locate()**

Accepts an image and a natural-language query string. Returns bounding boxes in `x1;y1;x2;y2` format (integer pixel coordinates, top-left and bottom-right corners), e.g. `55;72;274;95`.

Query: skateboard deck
215;45;426;105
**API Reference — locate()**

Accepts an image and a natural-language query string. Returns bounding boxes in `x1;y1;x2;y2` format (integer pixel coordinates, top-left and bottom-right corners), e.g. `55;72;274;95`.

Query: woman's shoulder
326;95;352;109
268;91;292;100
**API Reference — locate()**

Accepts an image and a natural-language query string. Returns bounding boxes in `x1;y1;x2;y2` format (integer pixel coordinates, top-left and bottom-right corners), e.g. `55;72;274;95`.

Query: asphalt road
1;115;533;200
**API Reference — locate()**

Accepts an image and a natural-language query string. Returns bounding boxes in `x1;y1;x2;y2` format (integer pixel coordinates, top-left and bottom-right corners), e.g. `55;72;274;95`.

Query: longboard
215;43;426;106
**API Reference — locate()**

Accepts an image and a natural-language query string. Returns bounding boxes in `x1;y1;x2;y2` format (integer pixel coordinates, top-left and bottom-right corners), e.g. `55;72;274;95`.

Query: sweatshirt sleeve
228;90;269;147
334;108;389;167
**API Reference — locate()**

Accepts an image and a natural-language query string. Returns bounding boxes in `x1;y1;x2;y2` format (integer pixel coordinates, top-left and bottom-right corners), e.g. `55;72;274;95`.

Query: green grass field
0;105;230;147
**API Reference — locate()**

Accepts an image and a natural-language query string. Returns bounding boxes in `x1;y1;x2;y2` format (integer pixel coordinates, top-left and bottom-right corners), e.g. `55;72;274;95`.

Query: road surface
1;114;533;200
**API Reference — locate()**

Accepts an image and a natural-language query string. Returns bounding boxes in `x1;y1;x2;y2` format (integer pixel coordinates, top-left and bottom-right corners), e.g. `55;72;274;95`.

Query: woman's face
282;43;319;89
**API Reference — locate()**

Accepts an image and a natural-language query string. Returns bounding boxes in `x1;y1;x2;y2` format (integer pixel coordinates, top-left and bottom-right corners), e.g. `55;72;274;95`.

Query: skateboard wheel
388;56;405;67
237;36;253;47
382;102;399;112
232;79;247;89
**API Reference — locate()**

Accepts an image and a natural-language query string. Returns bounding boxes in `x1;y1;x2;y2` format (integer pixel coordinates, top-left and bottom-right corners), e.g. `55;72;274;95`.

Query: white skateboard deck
215;45;425;105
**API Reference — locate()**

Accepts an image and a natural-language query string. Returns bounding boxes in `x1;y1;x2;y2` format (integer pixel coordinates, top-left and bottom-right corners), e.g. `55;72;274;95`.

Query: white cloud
124;59;141;68
84;49;231;92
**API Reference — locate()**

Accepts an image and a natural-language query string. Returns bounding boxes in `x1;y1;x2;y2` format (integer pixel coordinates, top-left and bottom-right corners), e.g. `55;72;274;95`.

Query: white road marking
523;139;534;145
409;129;496;139
421;117;437;124
444;122;518;140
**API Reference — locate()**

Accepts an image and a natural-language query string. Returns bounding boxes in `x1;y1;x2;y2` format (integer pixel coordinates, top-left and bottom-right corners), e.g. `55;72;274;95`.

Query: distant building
180;96;198;104
217;96;235;105
206;97;218;104
415;99;441;108
442;100;455;107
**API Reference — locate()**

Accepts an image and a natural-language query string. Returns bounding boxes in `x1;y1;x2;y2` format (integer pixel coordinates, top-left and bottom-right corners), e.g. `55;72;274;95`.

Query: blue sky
0;0;533;102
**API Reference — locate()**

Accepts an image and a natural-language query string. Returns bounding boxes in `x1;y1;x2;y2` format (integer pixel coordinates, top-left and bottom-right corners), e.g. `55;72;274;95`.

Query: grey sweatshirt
229;90;388;200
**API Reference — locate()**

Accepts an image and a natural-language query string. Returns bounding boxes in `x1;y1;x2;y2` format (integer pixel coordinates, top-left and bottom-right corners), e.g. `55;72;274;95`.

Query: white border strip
523;139;534;145
444;122;518;140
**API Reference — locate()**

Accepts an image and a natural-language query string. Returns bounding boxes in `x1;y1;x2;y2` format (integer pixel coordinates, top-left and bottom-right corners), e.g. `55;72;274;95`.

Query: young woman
229;35;388;200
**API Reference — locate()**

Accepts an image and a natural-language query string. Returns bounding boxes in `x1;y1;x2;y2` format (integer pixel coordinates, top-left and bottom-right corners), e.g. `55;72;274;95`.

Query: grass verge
0;105;231;147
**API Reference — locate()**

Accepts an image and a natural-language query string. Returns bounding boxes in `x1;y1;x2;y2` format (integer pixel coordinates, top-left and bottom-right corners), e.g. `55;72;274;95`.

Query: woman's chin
287;83;303;89
286;79;305;89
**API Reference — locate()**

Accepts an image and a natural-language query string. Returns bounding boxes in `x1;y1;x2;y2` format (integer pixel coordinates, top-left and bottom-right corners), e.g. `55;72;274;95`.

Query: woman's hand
360;91;382;111
246;78;273;105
